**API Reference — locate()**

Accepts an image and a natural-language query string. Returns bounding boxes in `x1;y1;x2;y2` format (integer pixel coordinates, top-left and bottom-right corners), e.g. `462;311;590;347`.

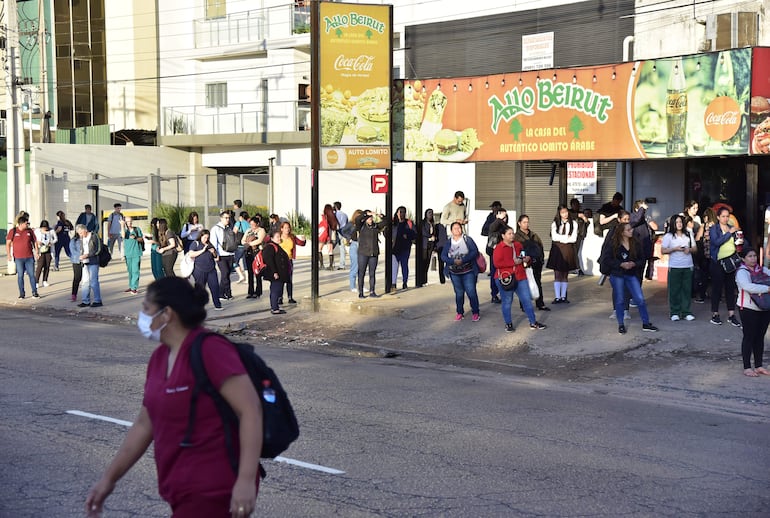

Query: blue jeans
348;241;359;290
495;278;536;325
15;257;36;296
609;274;649;324
391;250;410;286
82;263;102;304
449;272;480;315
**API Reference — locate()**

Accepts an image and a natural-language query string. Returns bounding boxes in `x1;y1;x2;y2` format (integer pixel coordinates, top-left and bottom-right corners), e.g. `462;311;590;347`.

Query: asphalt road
1;310;768;517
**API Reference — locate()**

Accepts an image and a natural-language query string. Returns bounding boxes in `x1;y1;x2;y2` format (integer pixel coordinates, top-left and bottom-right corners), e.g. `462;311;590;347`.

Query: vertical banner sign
319;2;392;169
567;162;597;194
750;47;770;155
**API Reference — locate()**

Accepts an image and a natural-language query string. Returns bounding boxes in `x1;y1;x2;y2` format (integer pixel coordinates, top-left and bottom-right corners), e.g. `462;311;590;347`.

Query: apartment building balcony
193;3;311;57
160;101;311;148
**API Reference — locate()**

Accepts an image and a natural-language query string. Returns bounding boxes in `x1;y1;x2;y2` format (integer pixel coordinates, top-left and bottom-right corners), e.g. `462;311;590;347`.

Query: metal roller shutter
523;163;561;253
475;162;517;212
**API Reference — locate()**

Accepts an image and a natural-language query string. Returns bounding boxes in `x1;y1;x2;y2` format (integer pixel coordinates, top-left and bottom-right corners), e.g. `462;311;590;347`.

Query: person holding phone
661;214;697;321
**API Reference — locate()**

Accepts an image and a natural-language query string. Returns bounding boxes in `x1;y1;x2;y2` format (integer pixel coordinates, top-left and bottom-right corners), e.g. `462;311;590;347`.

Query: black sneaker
278;298;284;305
358;293;366;299
710;315;723;325
369;292;380;298
693;297;705;304
618;324;627;334
537;305;551;311
77;302;90;308
530;322;547;330
491;295;501;304
32;292;40;298
728;315;742;328
505;323;515;332
288;298;297;304
271;309;286;315
642;323;659;332
90;302;103;308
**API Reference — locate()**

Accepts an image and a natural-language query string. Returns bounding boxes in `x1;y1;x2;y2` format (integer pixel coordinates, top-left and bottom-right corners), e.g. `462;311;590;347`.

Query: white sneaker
671;315;680;321
42;281;49;287
684;314;695;321
351;289;358;293
624;310;631;321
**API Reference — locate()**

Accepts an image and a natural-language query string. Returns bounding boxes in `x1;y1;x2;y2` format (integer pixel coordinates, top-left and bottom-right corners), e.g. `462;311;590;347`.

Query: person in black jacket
356;210;388;298
391;206;417;291
261;232;291;314
419;209;439;287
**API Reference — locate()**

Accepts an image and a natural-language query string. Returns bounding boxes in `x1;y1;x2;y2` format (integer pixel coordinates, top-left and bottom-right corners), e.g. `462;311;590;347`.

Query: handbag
179;252;195;279
499;270;518;291
7;259;16;275
525;267;539;299
475;253;487;273
740;265;770;310
718;253;741;273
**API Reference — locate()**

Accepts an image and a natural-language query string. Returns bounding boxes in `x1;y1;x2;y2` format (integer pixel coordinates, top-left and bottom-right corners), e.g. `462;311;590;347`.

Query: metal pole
384;168;393;293
310;0;320;311
415;162;423;287
8;46;22;225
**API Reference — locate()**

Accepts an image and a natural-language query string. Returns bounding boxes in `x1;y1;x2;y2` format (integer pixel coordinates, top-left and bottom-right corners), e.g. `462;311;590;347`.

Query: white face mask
137;308;166;341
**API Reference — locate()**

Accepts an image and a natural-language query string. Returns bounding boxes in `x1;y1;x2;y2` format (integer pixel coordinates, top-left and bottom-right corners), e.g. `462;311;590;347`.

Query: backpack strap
182;332;266;477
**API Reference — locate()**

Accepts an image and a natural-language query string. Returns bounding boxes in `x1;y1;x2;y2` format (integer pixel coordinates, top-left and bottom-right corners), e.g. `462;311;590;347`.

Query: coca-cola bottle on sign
666;58;687;157
714;51;741;150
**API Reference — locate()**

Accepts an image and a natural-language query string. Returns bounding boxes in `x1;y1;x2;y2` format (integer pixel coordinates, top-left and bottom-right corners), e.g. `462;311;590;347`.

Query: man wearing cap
481;201;502;238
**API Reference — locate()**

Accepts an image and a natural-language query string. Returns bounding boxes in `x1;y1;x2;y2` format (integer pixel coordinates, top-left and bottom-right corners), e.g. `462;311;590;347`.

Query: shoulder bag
498;244;518;291
718;253;741;273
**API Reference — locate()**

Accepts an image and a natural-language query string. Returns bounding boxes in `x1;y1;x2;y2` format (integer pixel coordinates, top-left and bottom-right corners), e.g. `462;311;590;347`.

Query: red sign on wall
371;174;388;193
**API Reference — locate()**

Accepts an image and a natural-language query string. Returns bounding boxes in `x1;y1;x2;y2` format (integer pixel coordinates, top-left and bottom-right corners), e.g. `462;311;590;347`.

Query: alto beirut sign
394;47;763;162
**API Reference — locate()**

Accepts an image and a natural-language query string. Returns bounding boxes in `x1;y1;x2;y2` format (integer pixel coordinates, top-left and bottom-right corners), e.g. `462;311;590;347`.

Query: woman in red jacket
493;226;547;332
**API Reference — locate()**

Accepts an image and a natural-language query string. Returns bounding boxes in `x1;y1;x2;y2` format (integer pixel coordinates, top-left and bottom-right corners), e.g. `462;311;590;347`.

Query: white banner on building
567;161;597;194
522;32;554;71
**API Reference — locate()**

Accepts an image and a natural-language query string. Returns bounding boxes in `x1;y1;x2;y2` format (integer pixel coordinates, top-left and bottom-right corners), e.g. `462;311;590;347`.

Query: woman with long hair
180;211;204;253
278;220;306;304
601;223;659;334
696;206;718;303
709;206;741;327
318;203;339;270
34;219;57;287
545;204;578;304
85;277;262;516
514;214;548;311
661;214;696;321
156;218;178;277
243;217;266;299
348;209;363;292
148;217;165;279
391;205;416;291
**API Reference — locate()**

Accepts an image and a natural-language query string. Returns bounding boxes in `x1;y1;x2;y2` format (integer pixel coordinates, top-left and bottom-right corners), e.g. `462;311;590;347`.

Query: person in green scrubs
121;216;144;293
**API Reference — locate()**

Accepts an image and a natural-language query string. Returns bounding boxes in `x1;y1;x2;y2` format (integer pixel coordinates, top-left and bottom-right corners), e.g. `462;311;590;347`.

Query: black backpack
222;225;239;253
182;332;300;476
97;240;111;267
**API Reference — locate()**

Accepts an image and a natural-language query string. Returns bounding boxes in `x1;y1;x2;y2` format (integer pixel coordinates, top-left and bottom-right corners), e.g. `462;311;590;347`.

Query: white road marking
67;410;133;427
272;456;345;475
66;410;345;475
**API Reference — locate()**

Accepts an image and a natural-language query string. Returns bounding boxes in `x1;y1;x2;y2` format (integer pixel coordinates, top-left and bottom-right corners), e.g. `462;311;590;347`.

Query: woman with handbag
514;214;548;311
34;220;57;287
661;214;696;322
493;226;546;332
599;223;659;335
243;217;266;299
441;222;482;322
709;207;741;327
735;248;770;377
156;219;179;277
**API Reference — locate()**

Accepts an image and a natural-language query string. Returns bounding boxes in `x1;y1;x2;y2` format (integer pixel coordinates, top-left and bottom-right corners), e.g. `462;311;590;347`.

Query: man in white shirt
107;203;125;258
440;191;468;235
210;211;235;300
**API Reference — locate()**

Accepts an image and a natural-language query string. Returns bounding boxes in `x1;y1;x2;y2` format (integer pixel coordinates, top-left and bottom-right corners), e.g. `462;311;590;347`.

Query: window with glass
205;83;228;108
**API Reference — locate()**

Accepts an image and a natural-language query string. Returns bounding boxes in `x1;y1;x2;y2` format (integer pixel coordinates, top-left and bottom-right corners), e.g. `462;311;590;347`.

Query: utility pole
38;0;48;141
5;0;25;229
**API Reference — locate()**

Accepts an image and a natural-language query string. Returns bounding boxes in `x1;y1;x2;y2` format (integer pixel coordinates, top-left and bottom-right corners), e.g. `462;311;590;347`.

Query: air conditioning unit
706;12;758;51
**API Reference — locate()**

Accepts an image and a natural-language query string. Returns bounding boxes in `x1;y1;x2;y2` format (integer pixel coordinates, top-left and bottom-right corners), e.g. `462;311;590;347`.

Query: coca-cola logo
704;96;741;142
334;55;375;72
